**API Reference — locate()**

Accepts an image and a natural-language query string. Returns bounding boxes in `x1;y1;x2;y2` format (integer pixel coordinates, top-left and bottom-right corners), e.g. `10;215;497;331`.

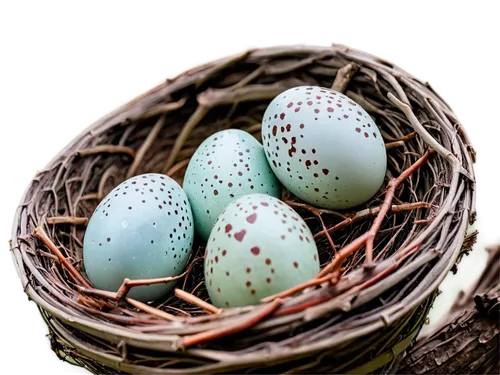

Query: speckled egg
204;194;319;308
183;129;281;240
83;173;194;302
262;86;387;209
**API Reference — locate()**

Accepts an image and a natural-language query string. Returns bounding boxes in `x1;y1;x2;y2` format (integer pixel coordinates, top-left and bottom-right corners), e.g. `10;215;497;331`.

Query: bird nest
11;44;476;374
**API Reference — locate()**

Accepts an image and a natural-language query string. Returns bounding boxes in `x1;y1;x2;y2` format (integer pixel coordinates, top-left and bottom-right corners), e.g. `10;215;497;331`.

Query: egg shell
204;193;320;308
262;86;387;209
183;129;281;240
83;173;194;302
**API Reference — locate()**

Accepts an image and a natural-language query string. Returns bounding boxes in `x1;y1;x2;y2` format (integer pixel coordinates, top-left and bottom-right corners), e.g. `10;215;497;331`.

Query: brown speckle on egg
246;213;257;223
234;229;246;242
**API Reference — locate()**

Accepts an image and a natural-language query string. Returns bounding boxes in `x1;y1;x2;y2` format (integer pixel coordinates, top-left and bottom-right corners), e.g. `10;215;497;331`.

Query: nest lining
11;44;476;374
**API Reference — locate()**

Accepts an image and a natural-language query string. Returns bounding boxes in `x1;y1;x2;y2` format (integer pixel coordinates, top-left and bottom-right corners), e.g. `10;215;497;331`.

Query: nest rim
11;44;476;374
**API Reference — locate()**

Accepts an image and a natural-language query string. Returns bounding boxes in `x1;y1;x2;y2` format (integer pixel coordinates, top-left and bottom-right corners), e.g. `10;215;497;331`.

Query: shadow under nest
13;45;476;374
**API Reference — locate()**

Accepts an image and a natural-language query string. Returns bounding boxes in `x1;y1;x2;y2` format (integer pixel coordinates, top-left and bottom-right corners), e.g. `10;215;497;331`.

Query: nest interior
11;44;476;374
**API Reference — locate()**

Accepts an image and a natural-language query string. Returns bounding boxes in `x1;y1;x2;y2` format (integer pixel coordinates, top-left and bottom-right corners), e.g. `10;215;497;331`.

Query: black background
4;34;500;374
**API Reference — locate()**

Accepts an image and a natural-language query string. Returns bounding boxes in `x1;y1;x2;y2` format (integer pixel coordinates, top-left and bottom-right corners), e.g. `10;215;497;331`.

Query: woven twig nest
11;44;476;374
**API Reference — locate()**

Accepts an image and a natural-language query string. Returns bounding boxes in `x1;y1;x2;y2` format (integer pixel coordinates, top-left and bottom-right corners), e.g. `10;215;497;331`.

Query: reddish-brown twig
285;201;340;253
115;273;186;301
273;296;333;317
260;273;336;303
77;285;180;321
182;256;205;290
266;242;423;313
181;299;282;348
175;289;221;314
414;217;435;225
317;149;433;278
385;141;405;150
126;298;179;321
381;131;417;142
32;227;92;288
46;216;89;226
77;294;106;310
353;242;422;293
314;202;435;240
286;201;348;220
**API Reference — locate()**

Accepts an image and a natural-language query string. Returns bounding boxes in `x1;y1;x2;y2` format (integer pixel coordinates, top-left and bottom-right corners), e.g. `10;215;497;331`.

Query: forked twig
263;241;423;306
115;274;187;301
77;286;180;321
314;202;436;240
285;201;338;253
317;149;433;278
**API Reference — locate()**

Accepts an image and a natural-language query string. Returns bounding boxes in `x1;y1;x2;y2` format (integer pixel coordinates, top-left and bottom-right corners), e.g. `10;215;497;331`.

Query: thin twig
285;200;337;252
286;201;348;220
175;289;221;314
77;286;180;321
166;159;190;177
314;202;436;240
79;193;99;201
388;92;473;181
97;165;119;200
126;298;179;322
115;273;187;301
261;274;335;303
242;123;262;134
127;115;167;178
77;145;136;158
331;62;360;92
317;149;433;278
32;227;92;288
385;141;405;150
162;106;209;173
130;97;186;121
180;299;282;348
46;217;89;226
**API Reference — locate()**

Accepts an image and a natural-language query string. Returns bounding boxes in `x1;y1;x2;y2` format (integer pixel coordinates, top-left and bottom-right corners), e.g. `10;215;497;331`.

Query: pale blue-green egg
83;173;194;302
183;129;281;240
262;86;387;209
205;194;319;308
